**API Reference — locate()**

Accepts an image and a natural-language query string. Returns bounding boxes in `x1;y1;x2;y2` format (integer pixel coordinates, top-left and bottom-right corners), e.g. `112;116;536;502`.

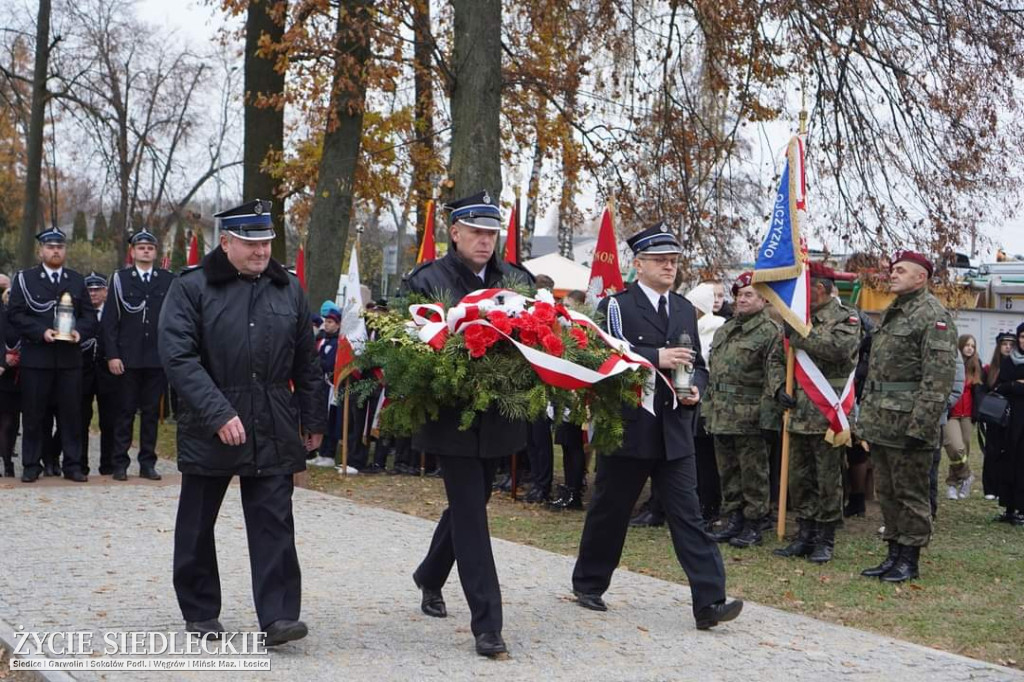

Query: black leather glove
775;388;797;409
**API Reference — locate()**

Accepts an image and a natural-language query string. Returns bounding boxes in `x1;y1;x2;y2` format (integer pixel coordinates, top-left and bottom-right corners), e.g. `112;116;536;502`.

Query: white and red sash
790;342;856;447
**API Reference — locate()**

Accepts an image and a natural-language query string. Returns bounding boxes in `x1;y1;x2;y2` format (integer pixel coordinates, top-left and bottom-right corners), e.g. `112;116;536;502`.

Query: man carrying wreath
403;191;534;658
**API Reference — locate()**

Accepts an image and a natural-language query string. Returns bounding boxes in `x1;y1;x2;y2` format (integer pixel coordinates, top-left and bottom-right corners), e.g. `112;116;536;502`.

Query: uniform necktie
657;295;668;326
51;272;59;286
143;272;150;284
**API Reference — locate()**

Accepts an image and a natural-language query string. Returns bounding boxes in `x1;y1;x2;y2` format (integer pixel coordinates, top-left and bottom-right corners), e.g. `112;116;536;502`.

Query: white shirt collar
637;280;669;315
42;265;63;280
136;266;154;277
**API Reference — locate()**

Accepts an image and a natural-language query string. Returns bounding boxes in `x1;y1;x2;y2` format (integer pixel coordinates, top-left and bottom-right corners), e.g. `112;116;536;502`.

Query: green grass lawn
151;422;1024;669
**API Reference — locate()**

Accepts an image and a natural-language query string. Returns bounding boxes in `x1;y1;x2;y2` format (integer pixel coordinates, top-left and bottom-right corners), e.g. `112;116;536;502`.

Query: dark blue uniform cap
84;272;107;289
443;191;502;231
214;199;276;241
626;222;681;256
36;226;67;244
128;228;158;246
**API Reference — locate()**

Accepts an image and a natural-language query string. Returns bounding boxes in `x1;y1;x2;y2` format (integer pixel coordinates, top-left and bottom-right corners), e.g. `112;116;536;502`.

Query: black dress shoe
474;631;507;657
113;470;128;481
43;463;59;477
21;471;39;483
139;467;162;481
695;599;743;630
65;471;88;482
523;486;549;504
263;619;308;646
4;460;16;477
185;619;225;639
413;572;446;618
629;509;665;527
573;590;607;611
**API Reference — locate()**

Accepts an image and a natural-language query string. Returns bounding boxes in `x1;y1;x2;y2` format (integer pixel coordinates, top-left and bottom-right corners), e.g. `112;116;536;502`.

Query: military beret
627;222;682;256
890;250;933;277
36;226;66;244
214;199;275;241
731;271;753;297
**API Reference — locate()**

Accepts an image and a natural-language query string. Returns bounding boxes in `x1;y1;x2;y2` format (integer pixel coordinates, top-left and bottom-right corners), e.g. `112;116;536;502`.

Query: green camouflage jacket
787;297;862;434
857;287;957;448
706;308;785;435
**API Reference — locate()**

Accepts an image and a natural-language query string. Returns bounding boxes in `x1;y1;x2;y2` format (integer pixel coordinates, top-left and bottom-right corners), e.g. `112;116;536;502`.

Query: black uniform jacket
403;251;534;458
597;284;708;460
8;265;97;369
159;247;326;477
83;304;120;394
103;266;174;369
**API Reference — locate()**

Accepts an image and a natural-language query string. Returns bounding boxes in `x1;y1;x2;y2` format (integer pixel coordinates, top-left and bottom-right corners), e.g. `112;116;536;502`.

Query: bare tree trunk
18;0;51;268
448;0;502;202
410;0;435;257
243;0;287;261
557;85;578;260
305;0;371;307
521;135;543;259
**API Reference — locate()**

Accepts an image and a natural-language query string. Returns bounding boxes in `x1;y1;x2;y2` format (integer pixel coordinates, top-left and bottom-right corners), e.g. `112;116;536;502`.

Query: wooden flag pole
420;451;426;477
510;452;518;502
341;378;351;475
776;345;796;540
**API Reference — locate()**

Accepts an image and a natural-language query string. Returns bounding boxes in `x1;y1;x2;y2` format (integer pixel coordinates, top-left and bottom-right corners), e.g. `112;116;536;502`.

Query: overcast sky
134;0;1024;264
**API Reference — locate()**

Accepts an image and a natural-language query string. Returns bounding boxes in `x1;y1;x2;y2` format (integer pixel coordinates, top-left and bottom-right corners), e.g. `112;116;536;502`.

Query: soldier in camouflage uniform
706;272;785;548
857;251;957;583
773;263;861;564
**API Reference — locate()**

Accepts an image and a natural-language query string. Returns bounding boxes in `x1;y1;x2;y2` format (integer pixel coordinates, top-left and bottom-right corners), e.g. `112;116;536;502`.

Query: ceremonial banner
587;203;624;301
791;345;857;446
295;244;306;290
416;200;437;264
504;200;519;264
752;137;810;337
186;233;200;267
334;248;367;387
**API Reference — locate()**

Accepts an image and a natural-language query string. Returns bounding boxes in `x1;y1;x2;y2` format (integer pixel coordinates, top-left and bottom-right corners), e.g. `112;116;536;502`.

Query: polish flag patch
936;321;948;330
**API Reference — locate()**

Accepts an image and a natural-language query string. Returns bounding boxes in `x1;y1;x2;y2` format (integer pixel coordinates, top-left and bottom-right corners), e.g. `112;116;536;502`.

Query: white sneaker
335;465;359;475
309;456;336;467
984;494;997;501
878;525;885;535
958;475;974;499
947;485;959;500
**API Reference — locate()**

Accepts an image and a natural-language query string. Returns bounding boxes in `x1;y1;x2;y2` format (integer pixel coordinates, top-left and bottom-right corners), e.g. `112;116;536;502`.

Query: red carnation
570;327;588;349
464;325;489;358
532;302;556;325
486;311;513;335
541;332;564;356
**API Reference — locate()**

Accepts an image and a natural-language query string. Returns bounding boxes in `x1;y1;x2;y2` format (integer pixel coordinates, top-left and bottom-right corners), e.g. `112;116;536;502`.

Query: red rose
570;327;588;349
541;332;564;356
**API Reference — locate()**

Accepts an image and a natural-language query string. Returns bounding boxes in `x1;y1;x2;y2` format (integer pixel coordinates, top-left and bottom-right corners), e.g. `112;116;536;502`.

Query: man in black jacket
571;223;742;631
159;199;325;646
8;227;97;483
404;191;533;658
81;272;120;475
104;229;173;480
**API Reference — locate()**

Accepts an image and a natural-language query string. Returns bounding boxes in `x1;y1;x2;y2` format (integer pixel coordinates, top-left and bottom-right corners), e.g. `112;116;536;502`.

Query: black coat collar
202;246;290;287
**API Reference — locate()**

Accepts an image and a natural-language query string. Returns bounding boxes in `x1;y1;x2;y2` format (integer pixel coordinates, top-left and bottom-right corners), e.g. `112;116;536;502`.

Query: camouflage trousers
714;435;770;520
871;443;934;547
787;434;843;524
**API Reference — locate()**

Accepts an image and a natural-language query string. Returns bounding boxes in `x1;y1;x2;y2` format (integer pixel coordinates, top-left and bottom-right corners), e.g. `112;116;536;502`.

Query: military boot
807;521;836;564
861;541;900;578
728;517;763;548
709;511;743;543
547;486;583;511
881;545;920;583
773;519;815;558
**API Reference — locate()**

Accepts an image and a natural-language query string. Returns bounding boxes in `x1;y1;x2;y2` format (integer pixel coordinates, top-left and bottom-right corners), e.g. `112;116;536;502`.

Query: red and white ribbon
792;345;856;447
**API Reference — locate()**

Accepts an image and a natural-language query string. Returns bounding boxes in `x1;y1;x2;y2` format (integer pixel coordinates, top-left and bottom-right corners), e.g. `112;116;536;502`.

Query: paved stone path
1;458;1020;681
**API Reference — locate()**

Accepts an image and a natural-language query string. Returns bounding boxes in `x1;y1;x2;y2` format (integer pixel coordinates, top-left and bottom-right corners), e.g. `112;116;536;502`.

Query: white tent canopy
522;253;591;292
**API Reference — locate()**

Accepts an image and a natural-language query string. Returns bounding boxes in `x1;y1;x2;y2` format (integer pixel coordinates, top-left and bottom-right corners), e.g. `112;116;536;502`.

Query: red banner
588;204;624;297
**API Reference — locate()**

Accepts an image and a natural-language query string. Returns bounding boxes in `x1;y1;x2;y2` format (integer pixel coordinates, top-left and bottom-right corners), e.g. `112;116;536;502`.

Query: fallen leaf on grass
794;569;804;576
818;575;832;584
777;577;790;583
908;583;923;591
824;602;835;609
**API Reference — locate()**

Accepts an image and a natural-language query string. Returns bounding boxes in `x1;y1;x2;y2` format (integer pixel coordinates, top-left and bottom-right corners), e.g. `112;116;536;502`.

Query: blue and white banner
753;137;811;337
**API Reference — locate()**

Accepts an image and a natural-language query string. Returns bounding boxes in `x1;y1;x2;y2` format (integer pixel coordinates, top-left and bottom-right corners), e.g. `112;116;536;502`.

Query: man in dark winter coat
403;190;533;658
159;199;325;646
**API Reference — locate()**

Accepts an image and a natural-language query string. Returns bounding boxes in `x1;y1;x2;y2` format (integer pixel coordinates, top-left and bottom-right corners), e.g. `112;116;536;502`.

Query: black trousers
21;367;83;477
572;455;727;614
173;473;301;629
113;367;165;471
694;434;721;518
82;370;119;475
558;424;586;490
415;456;501;635
527;417;554;493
